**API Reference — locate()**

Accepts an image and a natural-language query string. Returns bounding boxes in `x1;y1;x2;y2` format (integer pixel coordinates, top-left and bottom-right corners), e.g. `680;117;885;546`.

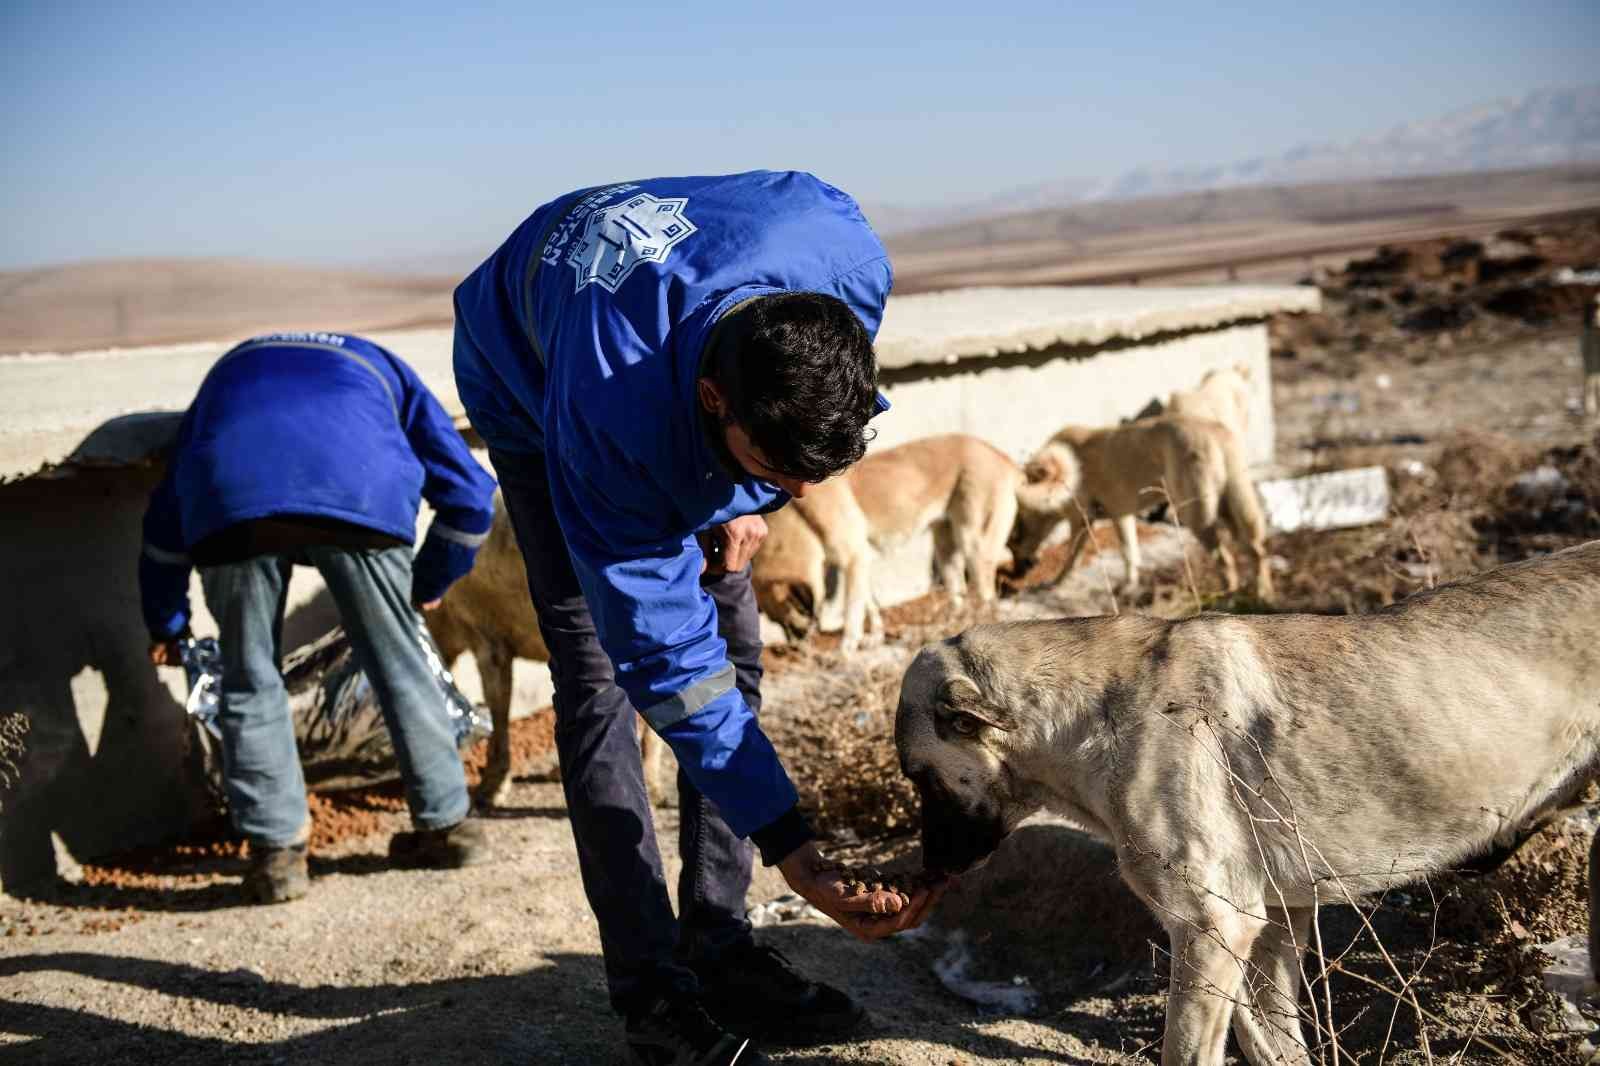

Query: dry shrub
768;662;919;840
1229;431;1596;617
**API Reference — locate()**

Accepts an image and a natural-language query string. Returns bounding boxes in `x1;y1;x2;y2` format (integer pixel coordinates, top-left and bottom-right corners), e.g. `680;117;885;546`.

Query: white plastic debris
1375;373;1392;390
747;894;828;928
1536;935;1598;1035
1396;459;1435;483
1512;465;1570;500
1257;467;1391;534
930;929;1040;1015
1311;390;1362;414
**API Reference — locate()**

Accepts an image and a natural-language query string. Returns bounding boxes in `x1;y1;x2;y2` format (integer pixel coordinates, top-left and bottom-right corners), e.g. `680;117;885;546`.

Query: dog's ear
938;676;982;709
937;676;1014;733
791;581;815;618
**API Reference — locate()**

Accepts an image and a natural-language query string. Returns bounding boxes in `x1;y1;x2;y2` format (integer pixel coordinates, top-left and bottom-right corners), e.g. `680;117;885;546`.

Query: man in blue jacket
454;172;942;1066
141;331;499;904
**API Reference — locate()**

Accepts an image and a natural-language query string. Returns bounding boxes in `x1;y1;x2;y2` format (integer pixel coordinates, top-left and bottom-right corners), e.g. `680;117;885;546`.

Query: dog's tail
1017;441;1082;518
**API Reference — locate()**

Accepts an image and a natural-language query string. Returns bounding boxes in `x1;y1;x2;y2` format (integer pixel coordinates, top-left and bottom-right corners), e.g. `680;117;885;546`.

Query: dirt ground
5;217;1600;1064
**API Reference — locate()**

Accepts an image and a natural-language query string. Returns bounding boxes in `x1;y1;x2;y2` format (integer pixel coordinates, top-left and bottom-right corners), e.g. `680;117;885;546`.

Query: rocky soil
5;216;1600;1063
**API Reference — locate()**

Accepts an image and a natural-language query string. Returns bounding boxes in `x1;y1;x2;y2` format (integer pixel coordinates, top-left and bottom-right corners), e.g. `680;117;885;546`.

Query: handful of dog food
819;861;945;914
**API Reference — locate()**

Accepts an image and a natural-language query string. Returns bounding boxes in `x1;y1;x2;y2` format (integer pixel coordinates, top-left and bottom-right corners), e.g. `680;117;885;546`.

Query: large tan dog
896;540;1600;1066
753;434;1078;653
1168;363;1253;443
1011;416;1273;599
426;495;668;808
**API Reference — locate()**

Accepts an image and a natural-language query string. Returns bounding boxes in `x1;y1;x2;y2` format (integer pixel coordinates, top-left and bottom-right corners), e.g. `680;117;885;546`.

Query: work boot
387;816;493;868
241;842;309;904
690;943;865;1044
625;991;767;1066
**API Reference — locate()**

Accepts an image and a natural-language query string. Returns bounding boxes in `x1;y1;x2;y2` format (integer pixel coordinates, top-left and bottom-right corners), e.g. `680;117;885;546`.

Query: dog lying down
896;539;1600;1066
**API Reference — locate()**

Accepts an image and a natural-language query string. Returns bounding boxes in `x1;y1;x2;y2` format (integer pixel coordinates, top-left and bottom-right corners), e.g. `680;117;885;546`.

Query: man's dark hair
710;291;879;483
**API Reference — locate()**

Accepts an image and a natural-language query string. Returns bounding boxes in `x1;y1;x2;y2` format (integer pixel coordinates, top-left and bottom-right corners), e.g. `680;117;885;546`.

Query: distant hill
885;164;1600;293
868;84;1600;237
0;259;456;355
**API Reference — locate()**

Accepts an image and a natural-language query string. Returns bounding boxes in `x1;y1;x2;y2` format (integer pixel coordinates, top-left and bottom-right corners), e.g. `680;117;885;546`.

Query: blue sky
3;0;1596;270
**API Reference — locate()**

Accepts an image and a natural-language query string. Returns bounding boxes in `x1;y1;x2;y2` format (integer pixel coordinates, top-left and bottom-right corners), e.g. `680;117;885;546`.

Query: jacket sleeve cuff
749;805;815;867
412;533;478;604
147;614;192;643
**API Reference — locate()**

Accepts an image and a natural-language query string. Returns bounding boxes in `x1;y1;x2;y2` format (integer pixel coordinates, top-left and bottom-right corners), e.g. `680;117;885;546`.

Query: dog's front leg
474;644;516;809
1232;905;1313;1066
1162;906;1266;1066
639;723;675;809
839;552;873;654
1114;513;1142;590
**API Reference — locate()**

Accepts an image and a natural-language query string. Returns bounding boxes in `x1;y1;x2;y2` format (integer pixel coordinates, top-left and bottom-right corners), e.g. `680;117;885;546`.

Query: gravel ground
0;774;1160;1066
6;217;1600;1064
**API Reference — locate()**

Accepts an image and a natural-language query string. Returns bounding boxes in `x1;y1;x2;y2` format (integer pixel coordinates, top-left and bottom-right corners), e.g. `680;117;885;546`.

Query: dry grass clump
766;661;920;842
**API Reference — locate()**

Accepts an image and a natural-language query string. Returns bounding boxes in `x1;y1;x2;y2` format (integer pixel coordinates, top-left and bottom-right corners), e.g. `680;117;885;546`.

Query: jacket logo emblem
567;193;697;293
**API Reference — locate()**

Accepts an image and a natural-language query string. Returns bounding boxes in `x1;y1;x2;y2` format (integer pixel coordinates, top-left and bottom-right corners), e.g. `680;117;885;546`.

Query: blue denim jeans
488;448;760;1016
200;545;470;848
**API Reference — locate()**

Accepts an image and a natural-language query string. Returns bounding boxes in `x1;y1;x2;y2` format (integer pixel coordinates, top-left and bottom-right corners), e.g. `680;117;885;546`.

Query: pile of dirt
1271;215;1600;382
1122;430;1599;617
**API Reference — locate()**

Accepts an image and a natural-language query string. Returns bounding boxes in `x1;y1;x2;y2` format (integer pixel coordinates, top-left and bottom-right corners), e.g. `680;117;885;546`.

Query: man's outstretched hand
777;841;947;942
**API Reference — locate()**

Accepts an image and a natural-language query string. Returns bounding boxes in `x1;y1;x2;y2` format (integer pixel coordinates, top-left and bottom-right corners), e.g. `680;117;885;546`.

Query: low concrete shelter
0;285;1317;892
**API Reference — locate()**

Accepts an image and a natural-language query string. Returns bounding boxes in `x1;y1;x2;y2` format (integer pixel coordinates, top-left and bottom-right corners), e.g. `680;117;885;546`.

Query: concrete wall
810;321;1276;632
872;320;1274;465
0;311;1277;894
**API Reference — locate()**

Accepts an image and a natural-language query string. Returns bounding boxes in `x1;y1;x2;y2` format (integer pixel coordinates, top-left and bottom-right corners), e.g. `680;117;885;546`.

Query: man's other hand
717;515;767;573
776;841;947;943
148;640;182;666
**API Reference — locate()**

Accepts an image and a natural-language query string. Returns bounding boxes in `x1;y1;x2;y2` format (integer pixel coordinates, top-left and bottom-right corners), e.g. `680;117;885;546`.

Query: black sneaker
691;943;865;1045
624;992;766;1066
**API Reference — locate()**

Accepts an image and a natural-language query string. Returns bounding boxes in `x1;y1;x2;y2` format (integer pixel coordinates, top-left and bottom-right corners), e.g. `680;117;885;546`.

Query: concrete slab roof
874;284;1321;369
0;284;1318;482
0;328;457;482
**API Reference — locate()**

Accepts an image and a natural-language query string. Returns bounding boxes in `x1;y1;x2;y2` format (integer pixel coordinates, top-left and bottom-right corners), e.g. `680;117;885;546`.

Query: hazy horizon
5;1;1597;271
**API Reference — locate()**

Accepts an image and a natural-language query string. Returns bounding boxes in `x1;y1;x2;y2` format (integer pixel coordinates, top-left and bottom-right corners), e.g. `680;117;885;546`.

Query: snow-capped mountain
869;84;1600;234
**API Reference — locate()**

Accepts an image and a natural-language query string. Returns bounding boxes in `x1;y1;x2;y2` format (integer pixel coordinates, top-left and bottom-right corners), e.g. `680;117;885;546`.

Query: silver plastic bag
180;621;490;794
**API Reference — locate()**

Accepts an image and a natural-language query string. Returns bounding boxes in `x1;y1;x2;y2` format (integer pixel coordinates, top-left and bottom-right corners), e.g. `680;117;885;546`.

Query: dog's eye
951;713;982;737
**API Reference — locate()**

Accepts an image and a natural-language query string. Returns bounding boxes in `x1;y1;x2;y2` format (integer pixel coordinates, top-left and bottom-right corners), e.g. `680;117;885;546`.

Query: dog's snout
916;773;1007;876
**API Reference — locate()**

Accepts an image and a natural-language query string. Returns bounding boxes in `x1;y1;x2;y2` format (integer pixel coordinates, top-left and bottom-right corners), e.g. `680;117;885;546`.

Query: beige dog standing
426;495;668;809
753;433;1078;653
897;540;1600;1066
1011;416;1273;600
1169;363;1253;443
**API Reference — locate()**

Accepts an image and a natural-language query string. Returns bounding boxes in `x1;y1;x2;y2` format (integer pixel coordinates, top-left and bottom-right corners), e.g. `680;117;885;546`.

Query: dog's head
753;578;817;642
896;638;1035;876
1009;442;1081;572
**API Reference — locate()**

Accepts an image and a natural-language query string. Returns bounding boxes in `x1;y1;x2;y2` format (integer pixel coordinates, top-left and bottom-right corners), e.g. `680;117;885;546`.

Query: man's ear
697;377;726;418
